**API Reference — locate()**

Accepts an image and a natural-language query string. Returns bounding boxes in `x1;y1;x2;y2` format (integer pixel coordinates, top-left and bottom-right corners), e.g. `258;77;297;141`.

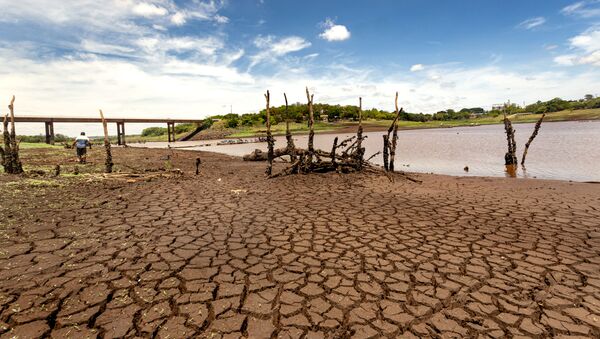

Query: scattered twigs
521;114;545;167
265;90;274;176
1;96;23;174
99;109;114;173
258;90;380;178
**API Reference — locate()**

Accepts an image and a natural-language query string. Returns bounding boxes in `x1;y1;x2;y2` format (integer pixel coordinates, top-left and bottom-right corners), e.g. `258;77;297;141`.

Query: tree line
140;94;598;135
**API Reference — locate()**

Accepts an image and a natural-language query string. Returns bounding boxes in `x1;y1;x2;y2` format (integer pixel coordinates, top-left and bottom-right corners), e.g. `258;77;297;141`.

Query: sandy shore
1;146;599;338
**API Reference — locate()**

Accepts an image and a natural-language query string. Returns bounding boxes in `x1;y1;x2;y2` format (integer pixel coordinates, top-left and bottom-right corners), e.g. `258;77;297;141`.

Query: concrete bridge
12;116;204;145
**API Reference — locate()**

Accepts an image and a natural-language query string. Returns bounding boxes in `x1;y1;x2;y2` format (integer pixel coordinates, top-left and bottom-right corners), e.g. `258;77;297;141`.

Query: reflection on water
505;164;517;178
136;120;600;182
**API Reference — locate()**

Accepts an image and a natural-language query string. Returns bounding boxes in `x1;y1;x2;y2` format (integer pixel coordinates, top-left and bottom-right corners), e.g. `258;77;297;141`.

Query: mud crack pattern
1;148;599;338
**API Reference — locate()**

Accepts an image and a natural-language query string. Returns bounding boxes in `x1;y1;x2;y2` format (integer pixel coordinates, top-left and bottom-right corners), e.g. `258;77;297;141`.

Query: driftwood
99;109;114;173
0;96;23;174
521;114;545;166
264;88;377;178
382;92;402;172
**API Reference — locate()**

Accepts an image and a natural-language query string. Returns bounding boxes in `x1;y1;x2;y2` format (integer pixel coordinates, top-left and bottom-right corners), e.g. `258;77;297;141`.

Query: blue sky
1;0;600;135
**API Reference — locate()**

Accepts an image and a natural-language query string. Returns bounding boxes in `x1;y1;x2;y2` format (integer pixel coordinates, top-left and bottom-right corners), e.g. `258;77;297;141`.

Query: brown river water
137;121;600;182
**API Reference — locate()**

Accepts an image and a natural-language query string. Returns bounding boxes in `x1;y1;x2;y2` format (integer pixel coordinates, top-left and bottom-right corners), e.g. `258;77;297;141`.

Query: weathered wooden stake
503;111;517;166
306;87;315;161
265;90;274;176
521;114;545;167
381;92;402;172
357;97;364;170
0;96;23;174
195;157;201;175
99;109;114;173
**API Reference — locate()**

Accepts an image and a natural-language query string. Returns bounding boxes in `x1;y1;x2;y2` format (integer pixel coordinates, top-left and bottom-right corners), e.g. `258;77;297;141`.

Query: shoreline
1;146;599;337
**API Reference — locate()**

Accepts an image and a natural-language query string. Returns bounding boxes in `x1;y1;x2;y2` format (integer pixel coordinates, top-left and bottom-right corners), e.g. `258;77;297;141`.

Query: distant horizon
1;0;600;124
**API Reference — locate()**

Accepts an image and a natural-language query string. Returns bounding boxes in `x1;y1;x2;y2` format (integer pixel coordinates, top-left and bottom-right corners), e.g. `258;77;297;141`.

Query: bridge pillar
44;121;55;144
167;122;176;143
116;122;126;145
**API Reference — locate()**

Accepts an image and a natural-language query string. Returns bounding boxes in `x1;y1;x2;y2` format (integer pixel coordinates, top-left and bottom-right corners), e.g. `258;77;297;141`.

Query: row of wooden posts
1;94;543;177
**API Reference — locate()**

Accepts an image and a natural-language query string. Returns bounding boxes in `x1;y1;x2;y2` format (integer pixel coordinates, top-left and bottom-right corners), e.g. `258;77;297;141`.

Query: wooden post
0;96;23;174
265;90;274;176
195;157;201;175
382;134;389;171
116;122;126;146
306;87;315;162
356;97;364;169
389;92;400;172
44;121;55;145
100;110;113;173
521;114;545;166
284;93;296;163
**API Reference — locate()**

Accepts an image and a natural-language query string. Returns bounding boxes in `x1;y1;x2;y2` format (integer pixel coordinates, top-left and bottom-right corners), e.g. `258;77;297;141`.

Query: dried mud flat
0;147;599;338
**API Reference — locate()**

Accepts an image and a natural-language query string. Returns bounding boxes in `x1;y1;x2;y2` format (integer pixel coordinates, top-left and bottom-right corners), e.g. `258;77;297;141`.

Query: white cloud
517;17;546;30
561;1;600;17
319;19;351;42
250;35;311;67
170;11;187;25
410;64;424;72
0;0;228;30
80;39;135;56
555;28;600;67
132;2;168;17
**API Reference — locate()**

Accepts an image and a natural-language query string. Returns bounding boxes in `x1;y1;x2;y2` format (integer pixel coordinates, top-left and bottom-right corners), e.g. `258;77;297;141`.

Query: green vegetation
15;134;69;143
11;94;600;143
140;123;196;137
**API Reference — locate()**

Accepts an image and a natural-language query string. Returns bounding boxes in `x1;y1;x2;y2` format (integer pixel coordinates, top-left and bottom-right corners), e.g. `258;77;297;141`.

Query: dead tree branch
521;114;545;166
265;90;274;176
99;109;114;173
382;92;402;172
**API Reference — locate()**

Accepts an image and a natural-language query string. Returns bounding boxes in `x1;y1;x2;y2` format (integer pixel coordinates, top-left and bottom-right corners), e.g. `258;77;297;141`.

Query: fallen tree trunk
521;114;545;166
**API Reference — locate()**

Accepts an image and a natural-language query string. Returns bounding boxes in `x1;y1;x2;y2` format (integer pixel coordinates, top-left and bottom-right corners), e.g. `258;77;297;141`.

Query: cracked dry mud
1;147;599;338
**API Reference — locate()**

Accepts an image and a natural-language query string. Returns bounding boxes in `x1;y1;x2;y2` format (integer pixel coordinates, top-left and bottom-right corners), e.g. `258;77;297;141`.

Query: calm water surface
137;121;600;182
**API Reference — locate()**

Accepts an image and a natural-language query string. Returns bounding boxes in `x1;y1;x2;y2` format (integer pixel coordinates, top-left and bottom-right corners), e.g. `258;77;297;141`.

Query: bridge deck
9;116;204;144
12;116;204;124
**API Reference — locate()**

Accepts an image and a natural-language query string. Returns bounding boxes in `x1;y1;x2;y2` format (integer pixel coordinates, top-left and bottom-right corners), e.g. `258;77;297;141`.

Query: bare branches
383;92;402;172
99;109;114;173
521;113;545;167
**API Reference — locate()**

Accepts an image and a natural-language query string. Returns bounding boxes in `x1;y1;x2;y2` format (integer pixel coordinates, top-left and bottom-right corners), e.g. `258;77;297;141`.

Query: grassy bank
228;107;600;137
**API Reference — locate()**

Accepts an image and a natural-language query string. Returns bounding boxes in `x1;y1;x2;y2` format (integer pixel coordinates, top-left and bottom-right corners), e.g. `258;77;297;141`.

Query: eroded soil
0;147;599;338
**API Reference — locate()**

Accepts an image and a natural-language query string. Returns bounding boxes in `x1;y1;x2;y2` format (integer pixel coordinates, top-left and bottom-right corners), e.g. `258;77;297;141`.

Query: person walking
73;132;90;163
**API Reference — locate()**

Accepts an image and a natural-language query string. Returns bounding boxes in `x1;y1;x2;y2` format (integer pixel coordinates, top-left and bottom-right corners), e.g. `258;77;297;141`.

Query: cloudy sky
1;0;600;135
